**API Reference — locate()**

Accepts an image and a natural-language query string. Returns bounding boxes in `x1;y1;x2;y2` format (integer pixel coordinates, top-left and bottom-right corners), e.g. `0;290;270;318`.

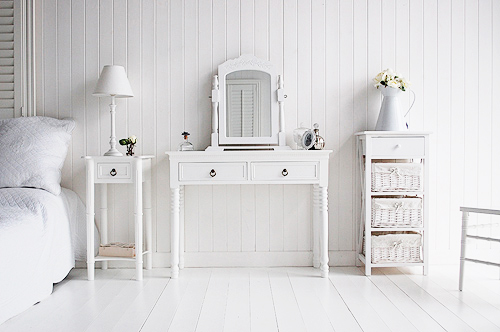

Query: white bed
0;116;96;325
0;187;94;325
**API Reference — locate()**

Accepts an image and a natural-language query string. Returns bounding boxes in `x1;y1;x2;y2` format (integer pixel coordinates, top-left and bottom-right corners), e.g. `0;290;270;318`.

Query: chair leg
459;211;469;291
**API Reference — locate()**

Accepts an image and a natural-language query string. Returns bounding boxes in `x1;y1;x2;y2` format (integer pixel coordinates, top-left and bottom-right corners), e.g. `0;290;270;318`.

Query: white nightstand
84;155;154;281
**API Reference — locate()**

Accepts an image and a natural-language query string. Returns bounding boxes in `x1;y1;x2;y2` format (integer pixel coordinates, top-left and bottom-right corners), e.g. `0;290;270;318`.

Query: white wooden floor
2;265;500;332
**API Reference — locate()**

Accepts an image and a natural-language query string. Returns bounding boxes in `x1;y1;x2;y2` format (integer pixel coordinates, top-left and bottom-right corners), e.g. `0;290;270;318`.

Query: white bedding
0;187;93;325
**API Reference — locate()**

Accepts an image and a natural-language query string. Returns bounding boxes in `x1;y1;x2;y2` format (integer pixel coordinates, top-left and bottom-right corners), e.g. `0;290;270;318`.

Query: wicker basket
363;232;422;263
371;163;422;192
372;197;423;228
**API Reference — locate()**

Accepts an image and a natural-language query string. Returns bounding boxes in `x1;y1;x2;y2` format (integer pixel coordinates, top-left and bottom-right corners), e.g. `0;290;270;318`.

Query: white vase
375;87;407;131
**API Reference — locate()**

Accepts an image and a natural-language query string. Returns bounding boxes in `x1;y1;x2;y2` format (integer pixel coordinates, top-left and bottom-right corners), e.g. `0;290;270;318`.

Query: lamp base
104;148;123;156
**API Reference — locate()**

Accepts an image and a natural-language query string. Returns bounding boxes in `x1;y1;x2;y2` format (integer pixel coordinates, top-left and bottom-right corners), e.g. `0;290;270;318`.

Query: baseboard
75;250;357;268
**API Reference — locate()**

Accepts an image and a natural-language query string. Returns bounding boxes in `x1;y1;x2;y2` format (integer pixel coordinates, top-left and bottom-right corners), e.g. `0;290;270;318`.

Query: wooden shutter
226;80;260;137
0;1;17;119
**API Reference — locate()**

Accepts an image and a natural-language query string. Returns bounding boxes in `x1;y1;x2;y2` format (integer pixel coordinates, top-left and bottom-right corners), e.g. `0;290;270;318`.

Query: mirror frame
213;55;282;147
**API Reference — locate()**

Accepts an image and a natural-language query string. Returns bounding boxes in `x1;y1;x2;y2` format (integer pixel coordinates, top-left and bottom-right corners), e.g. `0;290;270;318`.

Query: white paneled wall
35;0;499;266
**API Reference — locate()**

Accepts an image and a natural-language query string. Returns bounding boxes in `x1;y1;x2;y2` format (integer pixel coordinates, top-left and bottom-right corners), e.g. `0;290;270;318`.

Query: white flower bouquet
373;68;410;92
119;135;137;156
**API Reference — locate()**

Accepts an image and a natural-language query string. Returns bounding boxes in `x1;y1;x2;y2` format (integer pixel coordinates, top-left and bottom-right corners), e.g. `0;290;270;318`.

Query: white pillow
0;116;75;195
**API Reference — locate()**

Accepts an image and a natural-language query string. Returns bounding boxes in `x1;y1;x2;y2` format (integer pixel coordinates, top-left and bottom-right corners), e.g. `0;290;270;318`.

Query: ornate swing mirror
207;55;289;150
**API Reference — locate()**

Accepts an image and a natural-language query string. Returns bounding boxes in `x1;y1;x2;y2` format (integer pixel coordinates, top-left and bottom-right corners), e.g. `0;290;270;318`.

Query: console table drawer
97;162;131;180
179;162;247;181
371;137;425;157
251;162;318;181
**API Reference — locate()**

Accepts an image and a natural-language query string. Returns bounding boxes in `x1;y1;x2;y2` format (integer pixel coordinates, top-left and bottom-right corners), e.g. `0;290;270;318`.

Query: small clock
293;126;316;150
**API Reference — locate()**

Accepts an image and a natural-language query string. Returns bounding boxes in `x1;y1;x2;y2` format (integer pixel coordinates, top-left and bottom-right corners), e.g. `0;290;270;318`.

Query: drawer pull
395;144;402;149
282;169;288;177
110;168;117;177
210;169;216;177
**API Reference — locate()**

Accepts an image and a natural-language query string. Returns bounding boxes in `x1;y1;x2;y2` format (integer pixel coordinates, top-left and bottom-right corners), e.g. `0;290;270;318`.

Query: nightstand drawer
251;162;318;181
97;162;131;180
371;137;425;157
179;162;247;182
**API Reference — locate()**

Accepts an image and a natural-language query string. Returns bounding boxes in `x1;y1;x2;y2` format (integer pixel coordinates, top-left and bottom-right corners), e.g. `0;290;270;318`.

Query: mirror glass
225;70;271;137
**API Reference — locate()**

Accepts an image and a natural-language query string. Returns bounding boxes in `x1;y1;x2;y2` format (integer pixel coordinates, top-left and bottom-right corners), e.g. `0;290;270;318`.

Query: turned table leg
314;185;329;278
171;188;180;278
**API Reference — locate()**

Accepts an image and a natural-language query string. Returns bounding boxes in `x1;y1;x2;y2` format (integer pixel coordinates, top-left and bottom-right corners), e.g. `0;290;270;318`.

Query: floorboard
340;267;419;332
195;269;230;332
2;265;500;332
328;267;391;332
370;269;446;332
249;269;278;332
111;269;170;332
382;267;475;332
268;269;308;332
223;268;251;332
287;268;335;331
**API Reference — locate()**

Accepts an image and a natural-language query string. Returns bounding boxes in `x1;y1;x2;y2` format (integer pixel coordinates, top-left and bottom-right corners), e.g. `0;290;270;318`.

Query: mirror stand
206;55;290;151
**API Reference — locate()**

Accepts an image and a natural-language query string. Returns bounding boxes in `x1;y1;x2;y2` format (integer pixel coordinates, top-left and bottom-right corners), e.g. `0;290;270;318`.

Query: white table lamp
93;65;134;156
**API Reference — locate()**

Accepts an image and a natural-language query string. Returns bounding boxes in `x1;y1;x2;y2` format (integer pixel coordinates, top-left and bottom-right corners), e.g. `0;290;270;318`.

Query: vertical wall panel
366;0;381;130
240;0;254;55
112;0;128;244
491;0;500;245
325;0;340;251
269;185;284;251
36;0;500;266
42;0;56;119
57;0;72;188
296;0;311;127
338;0;353;251
408;0;424;130
155;0;170;253
395;0;410;120
197;0;213;253
240;185;255;252
463;0;478;208
98;1;113;157
283;0;297;146
255;184;270;252
436;0;452;250
213;185;228;251
477;0;492;223
70;0;86;212
449;0;466;252
423;0;439;252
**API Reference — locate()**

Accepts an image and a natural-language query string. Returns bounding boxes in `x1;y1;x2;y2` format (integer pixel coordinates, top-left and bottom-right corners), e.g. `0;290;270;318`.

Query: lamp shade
93;65;134;98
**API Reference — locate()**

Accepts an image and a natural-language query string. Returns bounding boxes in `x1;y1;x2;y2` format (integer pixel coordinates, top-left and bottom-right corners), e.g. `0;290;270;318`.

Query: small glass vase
375;87;406;131
178;132;194;151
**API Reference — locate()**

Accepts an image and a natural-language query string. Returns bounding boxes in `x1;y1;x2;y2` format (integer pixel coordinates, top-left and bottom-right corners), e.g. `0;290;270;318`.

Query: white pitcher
375;87;407;131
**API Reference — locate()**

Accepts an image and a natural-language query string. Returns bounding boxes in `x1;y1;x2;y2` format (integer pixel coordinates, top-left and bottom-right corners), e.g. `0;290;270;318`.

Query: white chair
459;206;500;291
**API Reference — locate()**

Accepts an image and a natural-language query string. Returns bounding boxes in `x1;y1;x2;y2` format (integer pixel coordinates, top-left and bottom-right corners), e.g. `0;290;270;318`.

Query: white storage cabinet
355;131;430;276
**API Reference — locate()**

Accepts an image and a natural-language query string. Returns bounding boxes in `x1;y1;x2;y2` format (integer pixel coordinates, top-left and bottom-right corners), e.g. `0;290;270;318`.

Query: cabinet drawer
179;162;247;181
251;162;318;181
371;137;424;157
97;162;131;180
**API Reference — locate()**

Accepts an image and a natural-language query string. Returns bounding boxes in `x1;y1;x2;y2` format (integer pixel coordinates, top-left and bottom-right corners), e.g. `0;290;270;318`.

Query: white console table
166;150;332;278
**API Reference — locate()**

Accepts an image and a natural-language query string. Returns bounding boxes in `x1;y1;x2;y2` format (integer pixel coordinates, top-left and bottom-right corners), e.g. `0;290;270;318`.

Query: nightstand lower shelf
94;251;151;262
370;227;424;232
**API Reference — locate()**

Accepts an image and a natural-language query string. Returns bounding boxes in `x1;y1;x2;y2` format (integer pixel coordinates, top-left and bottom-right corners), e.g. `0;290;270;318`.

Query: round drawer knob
395;144;402;149
110;168;117;176
210;169;216;177
282;169;288;177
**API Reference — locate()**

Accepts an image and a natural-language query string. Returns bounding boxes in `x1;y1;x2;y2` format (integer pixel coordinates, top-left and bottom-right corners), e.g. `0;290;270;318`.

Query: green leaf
119;138;129;145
